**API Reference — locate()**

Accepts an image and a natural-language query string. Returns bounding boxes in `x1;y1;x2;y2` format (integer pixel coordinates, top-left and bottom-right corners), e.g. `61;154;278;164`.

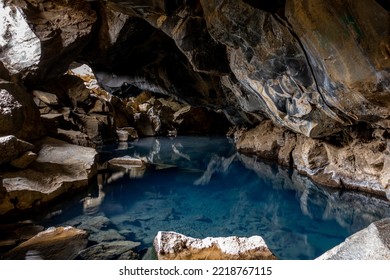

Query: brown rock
286;0;390;128
0;137;97;215
0;135;35;165
10;151;38;169
0;81;44;141
32;90;59;106
1;226;88;260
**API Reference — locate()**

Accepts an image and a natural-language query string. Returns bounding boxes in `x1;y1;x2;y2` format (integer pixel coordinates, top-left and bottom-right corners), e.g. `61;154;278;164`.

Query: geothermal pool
40;136;390;259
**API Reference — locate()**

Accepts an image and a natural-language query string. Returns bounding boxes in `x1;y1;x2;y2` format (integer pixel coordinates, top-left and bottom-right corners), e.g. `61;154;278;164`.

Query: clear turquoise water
42;136;390;260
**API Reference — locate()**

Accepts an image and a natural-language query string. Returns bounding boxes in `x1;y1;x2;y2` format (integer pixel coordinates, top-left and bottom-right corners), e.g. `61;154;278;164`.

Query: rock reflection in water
42;137;390;260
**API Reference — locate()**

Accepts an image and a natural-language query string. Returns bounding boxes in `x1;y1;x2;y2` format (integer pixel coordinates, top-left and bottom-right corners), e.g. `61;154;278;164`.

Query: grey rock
78;241;141;260
0;0;97;83
317;218;390;260
88;229;126;243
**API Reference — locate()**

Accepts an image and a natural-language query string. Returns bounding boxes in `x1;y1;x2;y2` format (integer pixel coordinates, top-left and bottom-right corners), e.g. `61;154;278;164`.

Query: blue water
42;136;390;259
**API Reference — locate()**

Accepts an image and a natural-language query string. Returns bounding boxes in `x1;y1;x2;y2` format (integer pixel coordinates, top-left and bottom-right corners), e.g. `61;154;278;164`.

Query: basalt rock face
0;81;44;141
0;0;97;85
237;121;390;199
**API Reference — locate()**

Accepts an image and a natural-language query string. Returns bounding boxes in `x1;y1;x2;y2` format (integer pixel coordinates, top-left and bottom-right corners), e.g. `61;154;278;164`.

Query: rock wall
237;120;390;199
0;0;389;201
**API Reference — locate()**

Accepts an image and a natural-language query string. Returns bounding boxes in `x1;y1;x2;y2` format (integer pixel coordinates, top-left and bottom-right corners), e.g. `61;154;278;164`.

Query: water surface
42;136;390;259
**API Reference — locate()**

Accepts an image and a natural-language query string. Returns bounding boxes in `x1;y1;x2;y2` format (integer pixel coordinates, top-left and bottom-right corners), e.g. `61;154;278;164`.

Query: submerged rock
78;240;141;260
153;231;277;260
317;218;390;260
1;226;88;260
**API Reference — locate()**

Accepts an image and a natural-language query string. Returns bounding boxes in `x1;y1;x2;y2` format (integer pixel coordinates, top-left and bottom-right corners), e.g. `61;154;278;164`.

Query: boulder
0;81;44;141
0;0;97;84
0;137;97;216
317;218;390;260
0;135;35;165
1;226;88;260
153;231;277;260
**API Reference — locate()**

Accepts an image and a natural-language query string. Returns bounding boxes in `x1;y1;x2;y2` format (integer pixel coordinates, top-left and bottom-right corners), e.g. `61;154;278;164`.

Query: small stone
120;127;138;140
108;156;145;169
32;90;59;106
116;129;129;142
10;151;38;169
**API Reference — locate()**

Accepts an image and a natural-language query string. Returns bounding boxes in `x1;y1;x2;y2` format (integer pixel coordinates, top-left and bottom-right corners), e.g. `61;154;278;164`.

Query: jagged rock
32;90;59;106
56;129;91;147
72;113;117;145
0;81;44;141
0;137;97;216
153;231;277;260
286;0;390;129
237;121;390;199
317;218;390;260
78;241;141;260
0;135;35;165
10;151;38;169
1;226;88;260
173;106;230;135
0;222;44;255
0;0;97;84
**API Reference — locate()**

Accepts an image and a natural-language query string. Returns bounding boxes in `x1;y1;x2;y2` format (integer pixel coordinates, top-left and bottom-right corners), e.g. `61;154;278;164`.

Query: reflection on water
42;137;390;260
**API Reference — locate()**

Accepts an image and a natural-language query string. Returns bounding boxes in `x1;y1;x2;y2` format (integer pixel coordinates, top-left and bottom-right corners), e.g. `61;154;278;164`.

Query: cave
0;0;390;261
